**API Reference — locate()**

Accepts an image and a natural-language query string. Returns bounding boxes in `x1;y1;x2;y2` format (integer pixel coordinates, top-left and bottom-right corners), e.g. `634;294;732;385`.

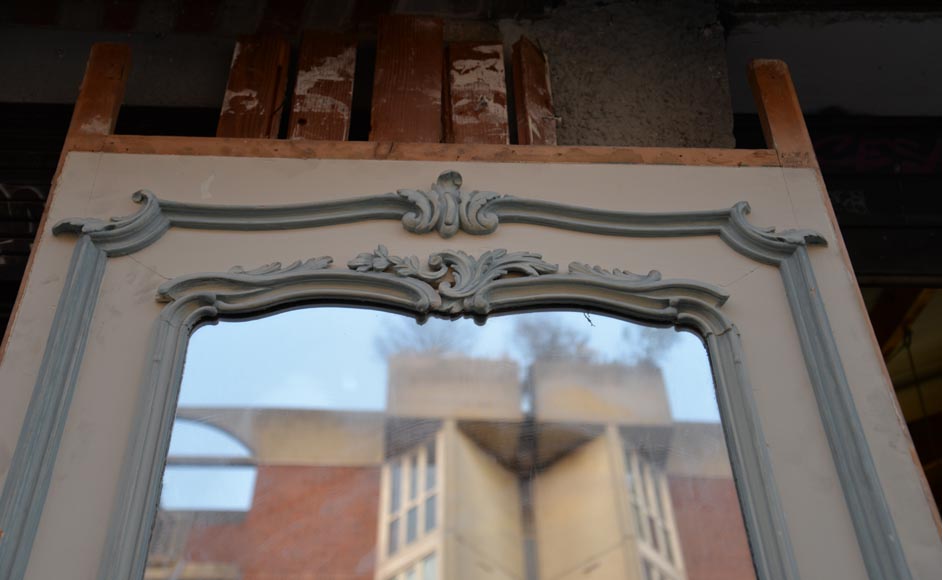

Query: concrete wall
500;0;735;147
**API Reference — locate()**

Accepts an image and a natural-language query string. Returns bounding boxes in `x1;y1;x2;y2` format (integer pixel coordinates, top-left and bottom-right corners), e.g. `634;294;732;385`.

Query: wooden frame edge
63;134;781;167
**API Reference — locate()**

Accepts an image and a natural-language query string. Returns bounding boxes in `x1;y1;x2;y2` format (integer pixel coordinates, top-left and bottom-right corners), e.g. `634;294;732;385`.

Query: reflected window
161;420;256;512
383;437;440;558
145;308;756;580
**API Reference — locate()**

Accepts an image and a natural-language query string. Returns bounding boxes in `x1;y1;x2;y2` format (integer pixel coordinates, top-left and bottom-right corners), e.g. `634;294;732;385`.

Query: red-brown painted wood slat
217;35;291;139
445;42;509;145
512;37;557;146
289;31;357;141
67;43;131;137
370;15;444;143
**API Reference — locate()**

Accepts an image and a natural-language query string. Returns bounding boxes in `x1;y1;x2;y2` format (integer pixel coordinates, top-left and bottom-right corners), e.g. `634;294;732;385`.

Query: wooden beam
370;15;444;143
288;32;357;141
217;36;291;139
747;59;817;168
1;43;130;364
445;42;509;145
512;37;556;146
66;43;131;137
64;134;781;167
870;288;935;357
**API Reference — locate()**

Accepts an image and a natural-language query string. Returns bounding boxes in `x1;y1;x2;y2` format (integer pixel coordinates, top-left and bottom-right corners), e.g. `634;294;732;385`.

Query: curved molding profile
51;171;825;263
0;170;912;580
103;247;793;580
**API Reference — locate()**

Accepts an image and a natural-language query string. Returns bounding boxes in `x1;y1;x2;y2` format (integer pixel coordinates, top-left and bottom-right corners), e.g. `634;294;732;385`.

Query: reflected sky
178;308;719;422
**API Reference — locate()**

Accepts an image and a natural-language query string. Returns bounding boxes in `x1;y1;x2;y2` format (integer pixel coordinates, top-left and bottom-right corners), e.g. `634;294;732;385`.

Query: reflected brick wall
668;477;756;580
182;465;381;580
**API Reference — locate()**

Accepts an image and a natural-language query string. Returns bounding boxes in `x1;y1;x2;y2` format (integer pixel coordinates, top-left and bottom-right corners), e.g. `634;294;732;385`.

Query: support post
747;59;816;168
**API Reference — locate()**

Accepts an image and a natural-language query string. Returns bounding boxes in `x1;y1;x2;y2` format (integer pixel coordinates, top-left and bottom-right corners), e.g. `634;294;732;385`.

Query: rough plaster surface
500;0;735;148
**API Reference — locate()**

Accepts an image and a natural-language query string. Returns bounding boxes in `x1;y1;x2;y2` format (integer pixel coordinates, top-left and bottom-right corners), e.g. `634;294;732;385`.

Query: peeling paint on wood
216;36;290;139
446;42;509;145
289;32;356;141
512;37;557;146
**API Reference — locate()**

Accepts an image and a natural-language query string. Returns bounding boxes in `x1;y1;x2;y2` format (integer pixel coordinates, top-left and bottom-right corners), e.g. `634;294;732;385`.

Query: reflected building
146;353;754;580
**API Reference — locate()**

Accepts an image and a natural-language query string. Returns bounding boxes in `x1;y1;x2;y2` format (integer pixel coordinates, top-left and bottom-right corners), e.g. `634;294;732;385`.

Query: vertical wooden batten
445;42;509;145
217;35;291;139
1;43;130;362
370;15;444;143
512;37;556;146
66;43;131;138
289;32;357;141
747;59;817;169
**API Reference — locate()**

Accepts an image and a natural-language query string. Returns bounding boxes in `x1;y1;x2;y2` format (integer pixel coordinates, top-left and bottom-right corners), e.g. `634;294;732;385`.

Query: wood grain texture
748;59;817;168
445;42;509;144
289;31;357;141
65;134;781;166
512;37;556;146
370;15;444;143
66;43;131;137
217;35;291;139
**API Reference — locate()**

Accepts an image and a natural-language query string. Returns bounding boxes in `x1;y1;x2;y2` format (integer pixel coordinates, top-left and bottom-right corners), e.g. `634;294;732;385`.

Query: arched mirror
144;308;756;580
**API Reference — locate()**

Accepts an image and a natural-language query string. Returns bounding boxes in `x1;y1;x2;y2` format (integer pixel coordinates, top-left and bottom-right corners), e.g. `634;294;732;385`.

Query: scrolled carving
567;263;663;283
348;246;558;313
397;171;504;238
53;190;170;256
228;257;333;276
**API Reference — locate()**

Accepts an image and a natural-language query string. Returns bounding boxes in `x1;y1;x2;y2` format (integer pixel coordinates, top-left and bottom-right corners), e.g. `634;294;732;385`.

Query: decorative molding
53;190;170;256
50;172;827;263
348;246;558;313
397;171;502;238
0;169;911;580
101;248;794;580
0;237;107;580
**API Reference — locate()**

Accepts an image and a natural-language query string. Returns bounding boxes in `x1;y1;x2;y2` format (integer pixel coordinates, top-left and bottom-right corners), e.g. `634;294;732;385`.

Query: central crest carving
397;171;503;238
348;245;558;313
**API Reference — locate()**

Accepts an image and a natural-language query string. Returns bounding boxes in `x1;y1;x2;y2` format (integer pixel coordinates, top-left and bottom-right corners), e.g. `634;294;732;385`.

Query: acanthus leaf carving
397;171;504;238
347;246;558;313
228;257;333;276
567;263;663;283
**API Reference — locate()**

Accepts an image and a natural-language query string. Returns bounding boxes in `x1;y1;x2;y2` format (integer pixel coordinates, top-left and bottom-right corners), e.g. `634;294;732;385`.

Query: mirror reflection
145;308;756;580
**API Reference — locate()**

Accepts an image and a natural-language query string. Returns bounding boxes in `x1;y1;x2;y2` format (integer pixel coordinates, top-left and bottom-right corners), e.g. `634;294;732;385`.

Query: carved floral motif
349;245;558;313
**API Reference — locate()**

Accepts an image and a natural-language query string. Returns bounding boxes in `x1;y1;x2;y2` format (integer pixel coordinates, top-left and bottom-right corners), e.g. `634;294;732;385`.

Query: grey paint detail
0;170;910;580
0;237;107;580
51;172;825;258
107;248;795;580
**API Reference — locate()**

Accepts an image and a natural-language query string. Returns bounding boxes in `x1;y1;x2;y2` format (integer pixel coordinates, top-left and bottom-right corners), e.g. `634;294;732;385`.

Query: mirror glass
144;308;756;580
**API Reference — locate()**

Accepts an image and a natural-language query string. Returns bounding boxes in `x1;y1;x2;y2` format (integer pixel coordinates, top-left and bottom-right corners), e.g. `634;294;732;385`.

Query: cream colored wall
533;431;639;580
0;152;937;578
447;424;525;580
